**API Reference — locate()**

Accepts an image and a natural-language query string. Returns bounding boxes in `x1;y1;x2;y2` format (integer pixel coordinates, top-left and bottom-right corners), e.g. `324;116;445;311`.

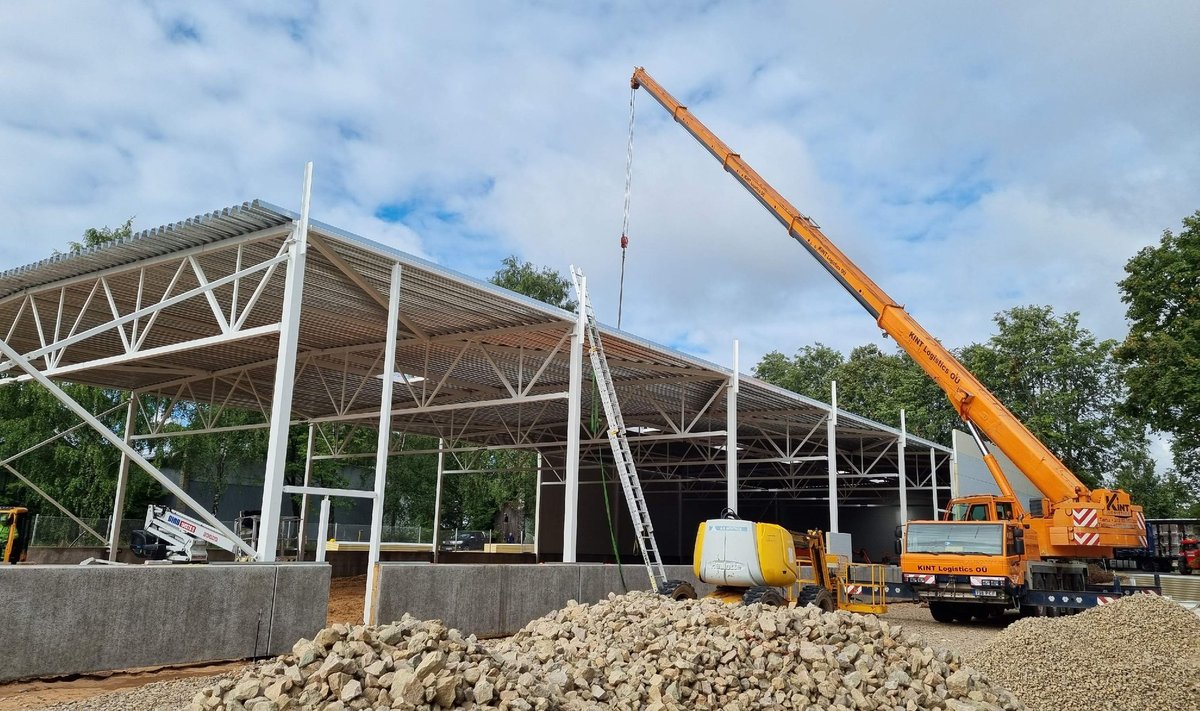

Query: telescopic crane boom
630;67;1143;557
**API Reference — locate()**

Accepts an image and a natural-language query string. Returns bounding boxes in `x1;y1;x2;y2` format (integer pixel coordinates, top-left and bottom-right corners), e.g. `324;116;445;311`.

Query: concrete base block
0;563;329;682
374;564;504;637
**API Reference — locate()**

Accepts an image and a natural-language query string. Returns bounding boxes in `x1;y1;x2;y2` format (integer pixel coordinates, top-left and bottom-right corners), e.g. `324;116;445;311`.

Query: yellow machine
630;67;1152;619
1;507;31;564
669;516;887;614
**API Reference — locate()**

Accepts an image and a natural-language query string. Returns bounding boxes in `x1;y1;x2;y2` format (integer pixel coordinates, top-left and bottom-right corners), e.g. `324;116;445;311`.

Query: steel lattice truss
0;200;950;520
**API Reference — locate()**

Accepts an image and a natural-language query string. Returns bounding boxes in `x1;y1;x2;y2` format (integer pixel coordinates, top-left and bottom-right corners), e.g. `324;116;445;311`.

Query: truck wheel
742;586;787;607
797;584;836;612
1180;558;1192;575
929;602;955;623
659;579;697;600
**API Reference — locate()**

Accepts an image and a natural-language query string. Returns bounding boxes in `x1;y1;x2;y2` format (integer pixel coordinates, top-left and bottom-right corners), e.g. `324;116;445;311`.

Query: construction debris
189;591;1023;710
971;594;1200;711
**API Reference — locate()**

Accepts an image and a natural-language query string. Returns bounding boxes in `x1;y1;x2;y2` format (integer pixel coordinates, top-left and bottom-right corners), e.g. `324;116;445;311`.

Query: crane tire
928;602;956;623
742;586;788;607
796;584;836;612
1180;558;1192;575
659;579;698;600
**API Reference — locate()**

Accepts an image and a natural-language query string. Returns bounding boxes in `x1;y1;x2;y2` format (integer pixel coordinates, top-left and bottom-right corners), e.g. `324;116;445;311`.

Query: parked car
440;532;485;551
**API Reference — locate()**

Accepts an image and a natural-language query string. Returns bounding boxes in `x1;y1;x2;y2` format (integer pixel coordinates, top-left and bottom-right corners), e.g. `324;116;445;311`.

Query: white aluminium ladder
570;267;667;591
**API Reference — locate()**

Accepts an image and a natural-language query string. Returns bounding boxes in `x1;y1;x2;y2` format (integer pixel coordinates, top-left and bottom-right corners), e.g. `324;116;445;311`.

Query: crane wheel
742;586;788;607
1180;558;1192;575
928;602;956;623
658;579;698;600
796;584;836;612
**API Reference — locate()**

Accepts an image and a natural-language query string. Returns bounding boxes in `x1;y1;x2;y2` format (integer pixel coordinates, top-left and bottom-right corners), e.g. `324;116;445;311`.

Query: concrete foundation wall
374;563;712;637
0;562;330;682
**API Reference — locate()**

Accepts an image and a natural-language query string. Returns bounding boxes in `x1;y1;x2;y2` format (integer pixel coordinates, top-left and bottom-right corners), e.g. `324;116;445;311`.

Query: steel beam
827;381;839;533
562;276;585;563
365;262;402;624
257;162;313;561
298;423;315;558
431;438;445;563
726;340;738;514
107;394;139;560
898;409;908;525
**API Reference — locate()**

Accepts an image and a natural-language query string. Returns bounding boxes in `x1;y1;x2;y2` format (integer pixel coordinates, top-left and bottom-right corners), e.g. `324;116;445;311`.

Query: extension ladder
570;267;668;591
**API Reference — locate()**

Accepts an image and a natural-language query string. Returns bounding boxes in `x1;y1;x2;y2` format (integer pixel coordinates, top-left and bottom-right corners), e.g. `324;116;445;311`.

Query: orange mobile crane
630;67;1155;619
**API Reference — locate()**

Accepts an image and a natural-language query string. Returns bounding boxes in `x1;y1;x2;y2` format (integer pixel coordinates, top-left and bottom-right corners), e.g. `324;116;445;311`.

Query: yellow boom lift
630;67;1155;620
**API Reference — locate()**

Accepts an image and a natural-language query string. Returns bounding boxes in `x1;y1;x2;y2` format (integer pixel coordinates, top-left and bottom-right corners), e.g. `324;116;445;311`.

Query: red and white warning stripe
1138;536;1148;548
1071;508;1099;527
844;585;863;596
1096;596;1117;605
1073;531;1101;545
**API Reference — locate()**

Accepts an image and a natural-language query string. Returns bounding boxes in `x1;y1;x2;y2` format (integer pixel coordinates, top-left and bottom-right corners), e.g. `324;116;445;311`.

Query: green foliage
0;383;158;518
962;306;1145;489
67;218;134;254
1116;210;1200;480
754;343;842;400
490;256;577;311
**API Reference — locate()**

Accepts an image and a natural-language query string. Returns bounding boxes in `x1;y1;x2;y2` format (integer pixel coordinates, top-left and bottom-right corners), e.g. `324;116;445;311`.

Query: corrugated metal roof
0;200;948;495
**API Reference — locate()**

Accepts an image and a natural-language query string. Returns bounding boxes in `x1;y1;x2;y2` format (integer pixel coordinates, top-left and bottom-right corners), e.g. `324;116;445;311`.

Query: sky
1;2;1197;384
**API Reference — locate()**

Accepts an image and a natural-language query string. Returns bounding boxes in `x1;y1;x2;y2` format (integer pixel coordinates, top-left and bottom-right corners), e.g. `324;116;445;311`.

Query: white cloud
0;0;1197;377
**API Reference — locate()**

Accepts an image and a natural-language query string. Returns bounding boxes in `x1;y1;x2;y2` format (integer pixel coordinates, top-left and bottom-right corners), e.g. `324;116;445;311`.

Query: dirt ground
327;574;368;625
0;662;245;711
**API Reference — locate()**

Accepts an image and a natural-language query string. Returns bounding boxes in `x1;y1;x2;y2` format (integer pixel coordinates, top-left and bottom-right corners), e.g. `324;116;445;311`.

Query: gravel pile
970;594;1200;711
188;591;1023;710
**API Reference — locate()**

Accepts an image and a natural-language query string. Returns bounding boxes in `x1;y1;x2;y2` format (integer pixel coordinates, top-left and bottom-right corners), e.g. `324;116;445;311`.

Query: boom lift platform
131;505;246;563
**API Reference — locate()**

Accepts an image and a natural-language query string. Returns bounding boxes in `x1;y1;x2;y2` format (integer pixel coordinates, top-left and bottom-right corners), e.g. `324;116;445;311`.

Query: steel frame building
0;167;952;617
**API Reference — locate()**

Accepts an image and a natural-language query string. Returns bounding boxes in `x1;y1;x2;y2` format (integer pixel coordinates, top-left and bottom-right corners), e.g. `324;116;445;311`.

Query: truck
629;67;1156;620
1114;518;1200;573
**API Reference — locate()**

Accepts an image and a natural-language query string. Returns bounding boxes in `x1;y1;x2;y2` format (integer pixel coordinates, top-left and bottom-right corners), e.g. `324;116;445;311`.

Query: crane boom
631;67;1085;506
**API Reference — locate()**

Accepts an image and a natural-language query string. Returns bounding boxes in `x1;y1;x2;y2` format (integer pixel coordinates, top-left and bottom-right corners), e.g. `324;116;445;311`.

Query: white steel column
726;339;739;514
431;438;446;563
950;450;960;498
561;279;586;563
364;262;403;624
107;393;139;561
315;496;331;562
297;423;316;559
929;447;938;517
257;161;313;561
533;451;543;558
898;409;908;525
826;380;839;533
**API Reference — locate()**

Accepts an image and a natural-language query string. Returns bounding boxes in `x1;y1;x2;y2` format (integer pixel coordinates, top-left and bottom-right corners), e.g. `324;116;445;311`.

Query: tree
66;218;134;254
753;343;842;401
490;256;576;311
1116;210;1200;480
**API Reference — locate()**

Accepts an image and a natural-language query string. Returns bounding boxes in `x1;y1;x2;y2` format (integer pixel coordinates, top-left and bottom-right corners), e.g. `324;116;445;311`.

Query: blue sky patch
166;19;201;44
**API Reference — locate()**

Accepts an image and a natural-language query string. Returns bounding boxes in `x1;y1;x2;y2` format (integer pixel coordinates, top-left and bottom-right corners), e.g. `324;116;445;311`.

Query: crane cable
617;86;636;330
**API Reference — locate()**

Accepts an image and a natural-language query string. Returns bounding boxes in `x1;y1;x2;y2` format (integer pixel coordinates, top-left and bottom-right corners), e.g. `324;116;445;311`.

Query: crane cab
944;495;1020;522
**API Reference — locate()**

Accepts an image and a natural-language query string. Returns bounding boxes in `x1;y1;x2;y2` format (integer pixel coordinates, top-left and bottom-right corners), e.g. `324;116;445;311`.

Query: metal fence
29;515;523;550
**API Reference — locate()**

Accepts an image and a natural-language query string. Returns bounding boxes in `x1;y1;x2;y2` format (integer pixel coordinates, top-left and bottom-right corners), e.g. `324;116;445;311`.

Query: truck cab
944;495;1019;522
900;519;1027;622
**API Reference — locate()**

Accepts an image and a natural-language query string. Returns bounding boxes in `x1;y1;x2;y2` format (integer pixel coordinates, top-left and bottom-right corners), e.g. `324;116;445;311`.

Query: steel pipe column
257;162;313;561
826;381;839;533
364;262;403;623
562;279;586;563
